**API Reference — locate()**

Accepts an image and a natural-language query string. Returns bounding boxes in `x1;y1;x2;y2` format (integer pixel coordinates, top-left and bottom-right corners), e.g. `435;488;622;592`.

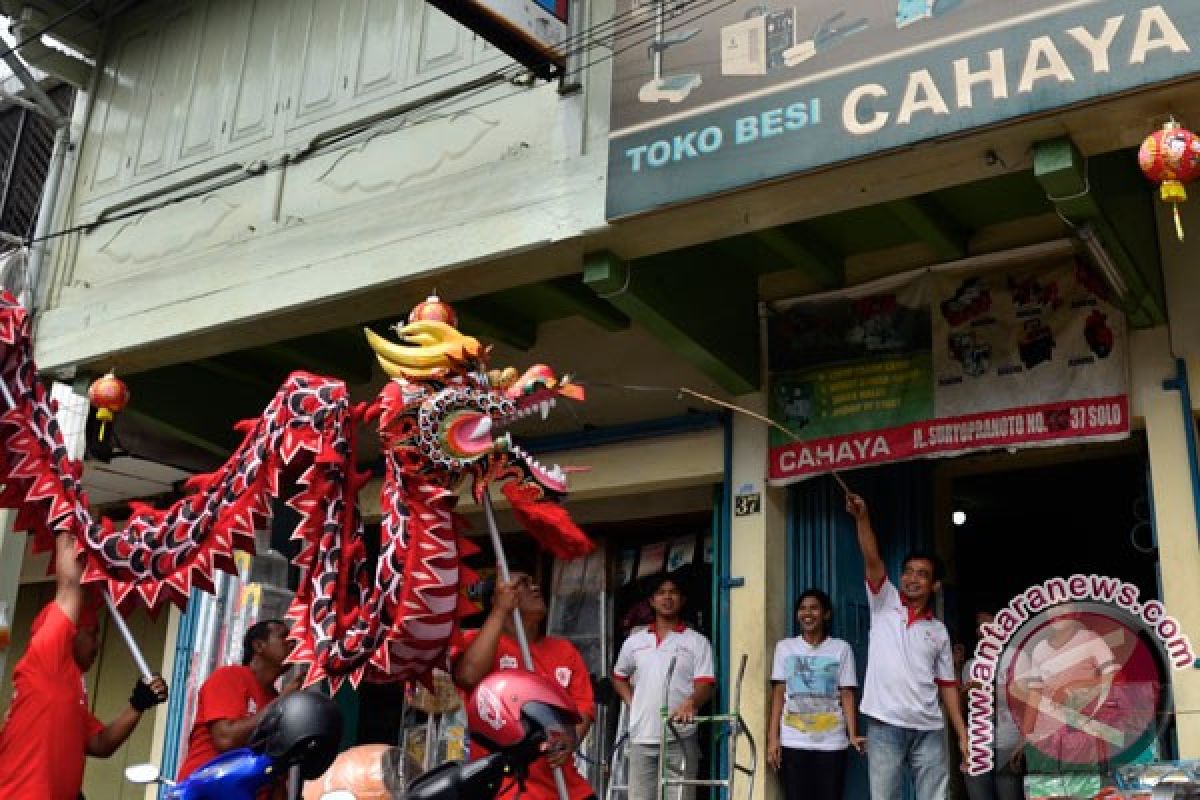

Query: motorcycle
126;689;345;800
127;671;580;800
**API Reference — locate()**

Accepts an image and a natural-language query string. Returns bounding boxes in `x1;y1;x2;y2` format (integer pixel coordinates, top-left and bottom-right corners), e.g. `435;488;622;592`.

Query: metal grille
0;84;74;238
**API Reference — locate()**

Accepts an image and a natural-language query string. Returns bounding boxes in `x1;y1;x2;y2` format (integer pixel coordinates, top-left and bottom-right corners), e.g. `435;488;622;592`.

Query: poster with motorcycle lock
767;259;1129;484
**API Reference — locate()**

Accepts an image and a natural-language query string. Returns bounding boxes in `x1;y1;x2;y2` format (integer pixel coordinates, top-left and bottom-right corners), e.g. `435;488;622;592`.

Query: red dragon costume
0;291;591;691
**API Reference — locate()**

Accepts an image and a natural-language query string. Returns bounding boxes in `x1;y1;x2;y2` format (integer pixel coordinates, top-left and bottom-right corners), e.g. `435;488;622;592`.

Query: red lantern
407;291;458;328
1138;118;1200;241
87;370;130;442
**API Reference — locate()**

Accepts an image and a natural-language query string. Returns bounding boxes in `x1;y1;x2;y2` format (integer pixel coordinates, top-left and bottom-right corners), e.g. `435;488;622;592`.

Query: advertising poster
607;0;1200;217
667;535;696;571
617;548;638;585
768;260;1129;483
638;541;667;576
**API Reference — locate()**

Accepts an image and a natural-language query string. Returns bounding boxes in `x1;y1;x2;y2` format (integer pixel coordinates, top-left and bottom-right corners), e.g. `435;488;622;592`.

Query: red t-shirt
452;630;596;800
178;664;278;779
0;602;104;800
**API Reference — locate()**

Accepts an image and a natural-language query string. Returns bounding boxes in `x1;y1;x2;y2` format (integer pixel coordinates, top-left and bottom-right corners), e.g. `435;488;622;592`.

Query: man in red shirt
453;572;596;800
178;617;302;779
0;531;169;800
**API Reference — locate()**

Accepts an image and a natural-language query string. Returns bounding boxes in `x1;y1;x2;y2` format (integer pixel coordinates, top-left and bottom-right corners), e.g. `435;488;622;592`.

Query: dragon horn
363;327;459;369
373;354;449;381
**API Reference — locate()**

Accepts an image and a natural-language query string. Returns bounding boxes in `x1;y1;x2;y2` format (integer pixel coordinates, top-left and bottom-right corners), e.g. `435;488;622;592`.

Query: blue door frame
709;414;734;795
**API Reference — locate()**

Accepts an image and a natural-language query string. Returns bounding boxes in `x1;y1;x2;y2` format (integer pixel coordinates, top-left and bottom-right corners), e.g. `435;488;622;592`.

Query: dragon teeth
470;416;492;438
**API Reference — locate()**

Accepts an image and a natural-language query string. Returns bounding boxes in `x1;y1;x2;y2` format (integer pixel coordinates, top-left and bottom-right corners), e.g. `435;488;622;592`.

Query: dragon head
364;297;584;498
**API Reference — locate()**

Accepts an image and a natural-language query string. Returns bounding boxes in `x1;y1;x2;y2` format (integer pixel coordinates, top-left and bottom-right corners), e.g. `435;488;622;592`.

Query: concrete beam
583;251;760;395
532;276;630;332
886;196;967;261
456;300;538;351
751;226;844;289
122;408;230;458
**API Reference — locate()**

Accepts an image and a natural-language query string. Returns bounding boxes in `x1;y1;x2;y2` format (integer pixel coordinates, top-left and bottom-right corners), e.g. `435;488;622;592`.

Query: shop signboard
606;0;1200;218
767;259;1128;484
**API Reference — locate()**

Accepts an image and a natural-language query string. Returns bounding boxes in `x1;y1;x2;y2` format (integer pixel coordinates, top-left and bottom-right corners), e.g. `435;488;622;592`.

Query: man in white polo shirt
845;492;969;800
612;575;715;800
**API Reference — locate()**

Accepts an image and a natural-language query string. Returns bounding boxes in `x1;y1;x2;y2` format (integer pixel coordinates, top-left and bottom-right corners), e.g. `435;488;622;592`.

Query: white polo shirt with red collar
861;577;956;731
613;623;716;744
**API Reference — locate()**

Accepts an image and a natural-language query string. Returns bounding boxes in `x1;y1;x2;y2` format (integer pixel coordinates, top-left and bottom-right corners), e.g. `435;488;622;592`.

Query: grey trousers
627;735;701;800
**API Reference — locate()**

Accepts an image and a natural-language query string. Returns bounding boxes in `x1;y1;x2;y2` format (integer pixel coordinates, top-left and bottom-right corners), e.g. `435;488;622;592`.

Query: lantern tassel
95;408;115;443
1175;204;1185;241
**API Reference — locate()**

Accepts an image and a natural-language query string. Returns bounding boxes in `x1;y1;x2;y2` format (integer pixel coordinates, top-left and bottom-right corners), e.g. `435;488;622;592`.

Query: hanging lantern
1138;118;1200;241
407;291;458;328
87;370;130;442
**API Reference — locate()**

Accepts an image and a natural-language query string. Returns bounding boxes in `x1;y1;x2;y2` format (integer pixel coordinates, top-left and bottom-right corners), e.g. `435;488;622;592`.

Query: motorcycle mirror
320;793;357;800
125;763;161;784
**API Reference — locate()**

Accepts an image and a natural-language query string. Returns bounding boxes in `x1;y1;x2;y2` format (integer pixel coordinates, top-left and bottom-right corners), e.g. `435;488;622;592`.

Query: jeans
780;747;848;800
627;735;700;800
963;750;1023;800
866;718;947;800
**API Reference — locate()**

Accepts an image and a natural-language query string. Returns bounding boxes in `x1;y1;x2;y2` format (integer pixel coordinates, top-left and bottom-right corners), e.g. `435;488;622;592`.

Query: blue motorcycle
126;690;347;800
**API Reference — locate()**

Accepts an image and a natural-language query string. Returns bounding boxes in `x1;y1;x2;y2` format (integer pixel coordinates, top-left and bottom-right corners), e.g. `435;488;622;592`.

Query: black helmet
249;689;344;779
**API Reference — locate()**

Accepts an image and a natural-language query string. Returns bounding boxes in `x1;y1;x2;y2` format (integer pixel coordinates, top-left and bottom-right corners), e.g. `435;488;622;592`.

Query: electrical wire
19;0;737;247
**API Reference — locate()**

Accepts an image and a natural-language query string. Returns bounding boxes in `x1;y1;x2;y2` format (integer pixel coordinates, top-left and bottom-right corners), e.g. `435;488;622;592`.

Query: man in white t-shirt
612;575;715;800
846;492;969;800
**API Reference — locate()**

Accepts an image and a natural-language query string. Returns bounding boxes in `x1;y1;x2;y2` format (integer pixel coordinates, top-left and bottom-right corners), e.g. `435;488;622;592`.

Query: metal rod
103;590;153;681
0;51;67;125
481;489;570;800
659;655;680;800
423;711;438;771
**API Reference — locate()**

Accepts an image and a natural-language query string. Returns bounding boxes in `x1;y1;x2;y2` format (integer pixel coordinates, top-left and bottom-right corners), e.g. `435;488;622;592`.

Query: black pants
780;747;848;800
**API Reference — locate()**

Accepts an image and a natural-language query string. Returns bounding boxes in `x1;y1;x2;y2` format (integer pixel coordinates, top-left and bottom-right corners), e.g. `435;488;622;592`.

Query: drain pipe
22;0;114;317
23;122;69;312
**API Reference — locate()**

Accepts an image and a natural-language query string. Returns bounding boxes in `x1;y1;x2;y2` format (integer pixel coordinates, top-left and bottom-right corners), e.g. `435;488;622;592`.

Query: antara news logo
965;574;1195;776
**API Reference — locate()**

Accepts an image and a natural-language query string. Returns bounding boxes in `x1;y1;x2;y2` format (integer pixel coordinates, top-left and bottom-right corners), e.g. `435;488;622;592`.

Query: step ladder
603;654;757;800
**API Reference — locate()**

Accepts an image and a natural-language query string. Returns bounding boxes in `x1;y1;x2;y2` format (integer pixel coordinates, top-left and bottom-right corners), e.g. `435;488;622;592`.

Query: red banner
770;396;1129;482
767;260;1130;484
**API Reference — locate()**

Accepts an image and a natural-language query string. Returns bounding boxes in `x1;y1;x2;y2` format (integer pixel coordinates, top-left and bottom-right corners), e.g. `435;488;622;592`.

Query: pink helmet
466;670;582;754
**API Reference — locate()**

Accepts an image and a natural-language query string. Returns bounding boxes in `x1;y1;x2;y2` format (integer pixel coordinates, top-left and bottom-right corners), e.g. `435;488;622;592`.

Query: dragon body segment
0;292;589;690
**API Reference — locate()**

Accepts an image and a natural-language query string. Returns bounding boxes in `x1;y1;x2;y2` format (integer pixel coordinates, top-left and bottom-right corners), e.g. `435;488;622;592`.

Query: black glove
130;677;167;711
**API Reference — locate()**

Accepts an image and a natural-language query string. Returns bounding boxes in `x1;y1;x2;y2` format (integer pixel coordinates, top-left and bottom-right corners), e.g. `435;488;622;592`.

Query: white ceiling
82;457;191;506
